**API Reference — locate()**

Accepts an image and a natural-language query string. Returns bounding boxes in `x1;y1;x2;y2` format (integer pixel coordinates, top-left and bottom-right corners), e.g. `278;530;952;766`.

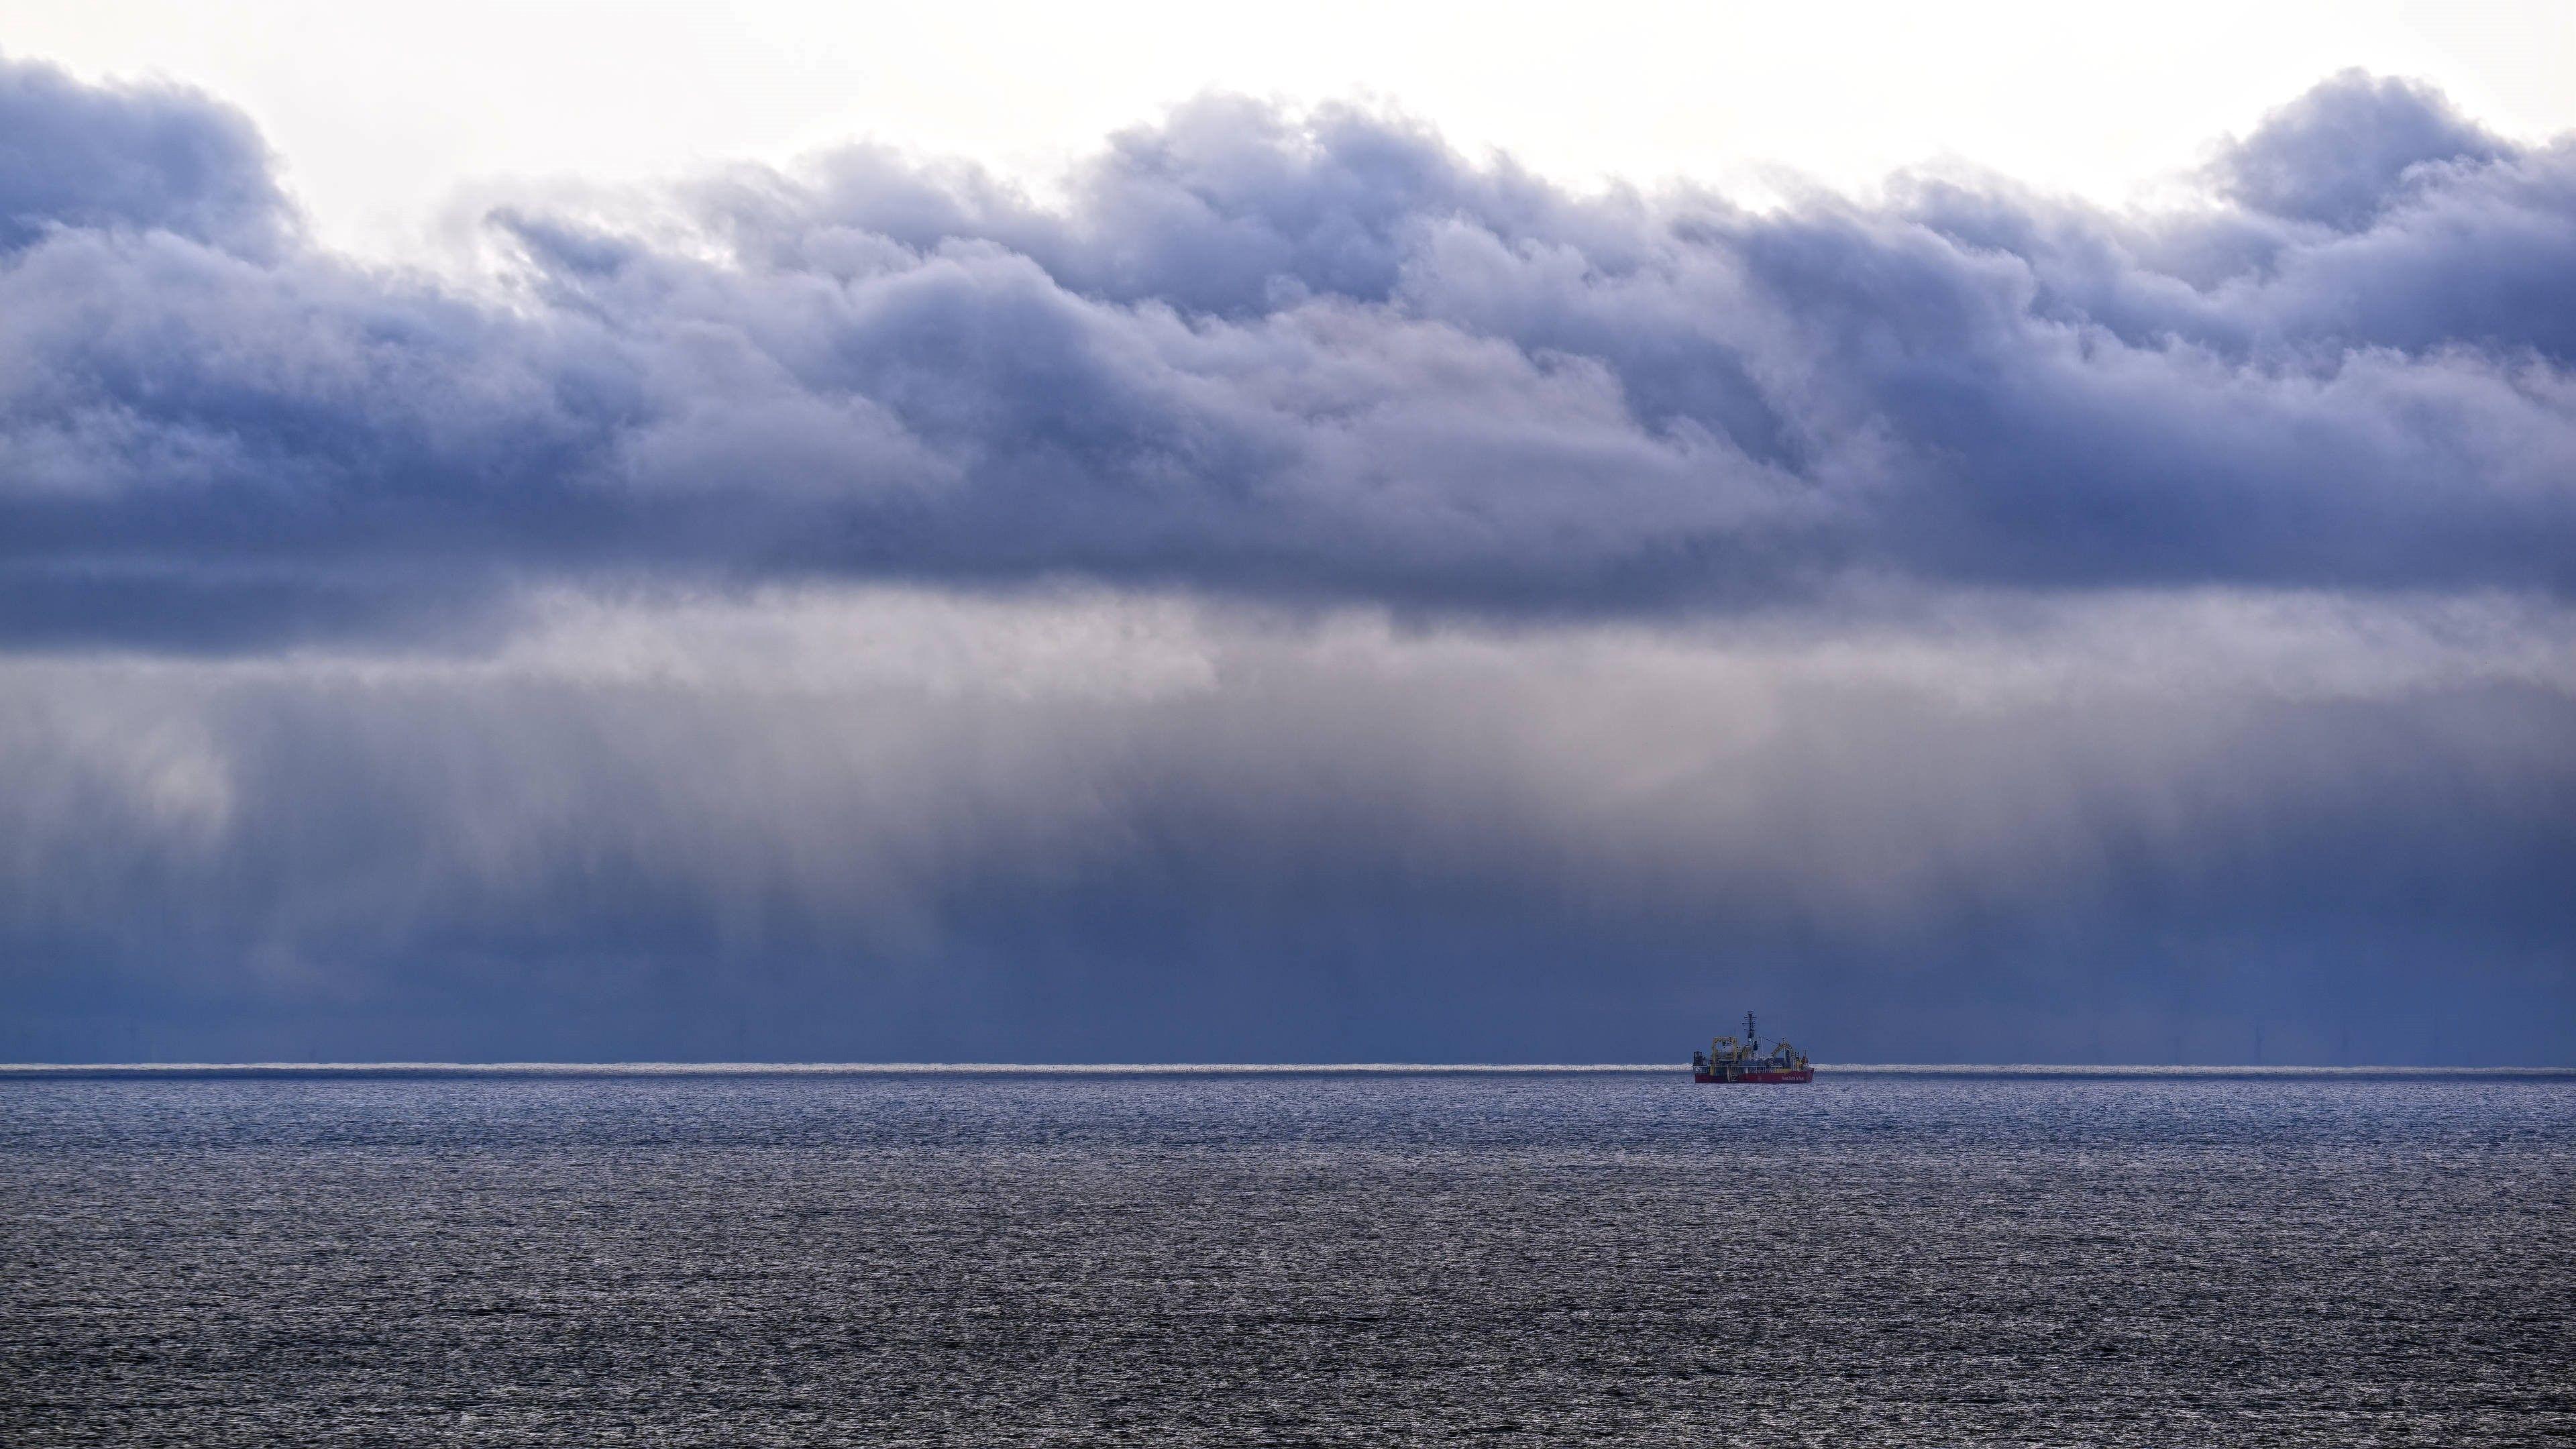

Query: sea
4;1067;2571;1446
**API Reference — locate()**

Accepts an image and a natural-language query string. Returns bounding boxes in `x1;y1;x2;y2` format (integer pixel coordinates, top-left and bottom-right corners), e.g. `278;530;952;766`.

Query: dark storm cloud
1;590;2569;1063
3;64;2573;646
0;56;288;258
2214;68;2511;231
3;61;2572;1065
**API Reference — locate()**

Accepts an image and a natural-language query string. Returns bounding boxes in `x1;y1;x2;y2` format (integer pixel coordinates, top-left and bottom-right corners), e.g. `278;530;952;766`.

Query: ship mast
1744;1011;1758;1053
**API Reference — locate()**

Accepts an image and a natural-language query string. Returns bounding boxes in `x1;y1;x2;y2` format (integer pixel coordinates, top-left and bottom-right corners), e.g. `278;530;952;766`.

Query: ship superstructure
1692;1012;1813;1083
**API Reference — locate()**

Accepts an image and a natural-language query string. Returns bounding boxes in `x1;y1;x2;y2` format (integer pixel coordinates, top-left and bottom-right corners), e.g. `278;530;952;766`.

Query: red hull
1693;1069;1814;1083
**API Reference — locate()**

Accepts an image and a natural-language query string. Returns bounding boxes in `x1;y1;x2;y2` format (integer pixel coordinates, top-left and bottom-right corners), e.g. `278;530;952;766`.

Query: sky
1;3;2572;1063
14;0;2576;259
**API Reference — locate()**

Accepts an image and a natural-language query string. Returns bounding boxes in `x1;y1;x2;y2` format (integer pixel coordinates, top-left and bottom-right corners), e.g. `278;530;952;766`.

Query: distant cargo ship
1693;1012;1813;1083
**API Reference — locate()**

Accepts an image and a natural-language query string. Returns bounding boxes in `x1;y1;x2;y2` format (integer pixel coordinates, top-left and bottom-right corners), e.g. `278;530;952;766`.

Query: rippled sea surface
5;1070;2573;1446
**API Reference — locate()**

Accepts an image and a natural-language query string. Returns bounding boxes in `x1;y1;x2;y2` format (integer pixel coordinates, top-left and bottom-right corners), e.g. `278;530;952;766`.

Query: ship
1693;1012;1813;1083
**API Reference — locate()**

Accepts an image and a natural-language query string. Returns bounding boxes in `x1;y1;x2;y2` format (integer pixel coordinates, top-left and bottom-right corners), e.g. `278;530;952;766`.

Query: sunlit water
5;1070;2571;1446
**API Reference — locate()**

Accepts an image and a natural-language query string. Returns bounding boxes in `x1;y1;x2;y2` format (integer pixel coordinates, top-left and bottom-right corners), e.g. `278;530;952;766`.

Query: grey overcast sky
1;5;2571;1063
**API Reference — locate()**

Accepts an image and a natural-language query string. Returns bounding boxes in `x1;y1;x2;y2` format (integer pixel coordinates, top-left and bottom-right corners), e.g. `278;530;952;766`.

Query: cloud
2;586;2570;1062
1;65;2571;648
1;61;2571;1063
2215;68;2512;231
0;55;288;258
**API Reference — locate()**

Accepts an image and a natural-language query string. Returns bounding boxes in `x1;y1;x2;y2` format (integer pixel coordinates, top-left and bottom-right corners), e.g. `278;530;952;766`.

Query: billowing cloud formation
0;58;286;257
4;60;2573;647
2214;70;2512;230
1;59;2571;1063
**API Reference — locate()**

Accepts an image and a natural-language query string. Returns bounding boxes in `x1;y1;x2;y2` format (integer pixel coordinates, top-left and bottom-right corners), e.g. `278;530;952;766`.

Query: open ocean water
3;1067;2572;1446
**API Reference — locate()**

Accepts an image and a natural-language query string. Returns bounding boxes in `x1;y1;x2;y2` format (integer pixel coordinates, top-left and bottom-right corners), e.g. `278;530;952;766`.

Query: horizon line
5;1062;2572;1079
